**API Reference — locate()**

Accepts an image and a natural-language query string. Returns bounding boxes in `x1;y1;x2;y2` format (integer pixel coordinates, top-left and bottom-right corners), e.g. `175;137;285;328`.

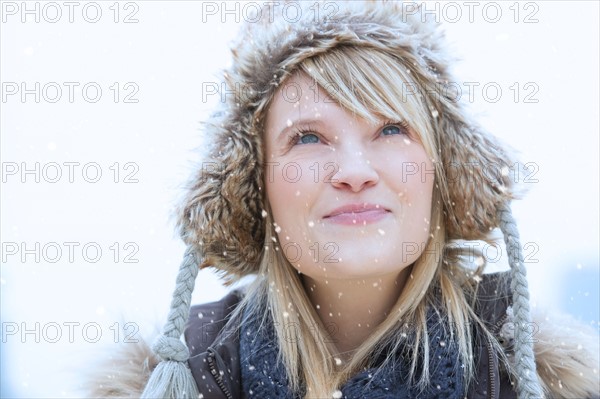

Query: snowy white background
1;1;598;397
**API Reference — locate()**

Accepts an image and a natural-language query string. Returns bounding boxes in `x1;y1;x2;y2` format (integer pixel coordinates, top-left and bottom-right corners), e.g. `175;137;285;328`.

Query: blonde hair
232;45;490;398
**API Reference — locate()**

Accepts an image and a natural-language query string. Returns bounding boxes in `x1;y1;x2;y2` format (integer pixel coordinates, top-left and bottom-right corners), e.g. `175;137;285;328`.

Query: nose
329;149;379;192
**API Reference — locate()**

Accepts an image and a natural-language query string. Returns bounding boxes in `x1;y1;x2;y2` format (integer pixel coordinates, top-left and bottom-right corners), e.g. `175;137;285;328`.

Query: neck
302;267;411;361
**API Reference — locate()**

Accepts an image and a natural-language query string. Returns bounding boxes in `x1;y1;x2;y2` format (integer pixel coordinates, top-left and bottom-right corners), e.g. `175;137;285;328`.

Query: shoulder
471;272;599;399
184;290;244;356
184;290;245;399
473;271;513;332
83;291;245;398
468;272;516;399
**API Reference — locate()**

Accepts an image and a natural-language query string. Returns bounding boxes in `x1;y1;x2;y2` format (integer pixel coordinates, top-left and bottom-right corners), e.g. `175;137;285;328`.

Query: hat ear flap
177;112;265;283
439;116;517;240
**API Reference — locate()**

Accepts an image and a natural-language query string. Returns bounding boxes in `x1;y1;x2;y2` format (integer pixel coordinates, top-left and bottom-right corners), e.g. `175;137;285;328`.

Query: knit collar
239;302;464;399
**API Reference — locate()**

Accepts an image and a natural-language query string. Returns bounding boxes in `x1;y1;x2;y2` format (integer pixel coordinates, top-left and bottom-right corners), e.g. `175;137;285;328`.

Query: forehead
264;73;369;138
269;73;337;113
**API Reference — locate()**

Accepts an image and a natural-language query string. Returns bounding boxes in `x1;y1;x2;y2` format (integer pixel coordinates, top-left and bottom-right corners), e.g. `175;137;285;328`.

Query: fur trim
531;312;600;398
177;1;517;281
84;337;158;398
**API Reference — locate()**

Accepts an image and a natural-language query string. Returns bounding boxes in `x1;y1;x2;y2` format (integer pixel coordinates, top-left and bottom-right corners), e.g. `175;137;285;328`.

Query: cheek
265;163;318;230
387;149;435;231
384;146;435;193
410;160;435;239
409;156;434;208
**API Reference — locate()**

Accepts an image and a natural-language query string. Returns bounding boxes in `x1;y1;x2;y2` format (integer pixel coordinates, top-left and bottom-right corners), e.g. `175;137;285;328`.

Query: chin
308;259;409;281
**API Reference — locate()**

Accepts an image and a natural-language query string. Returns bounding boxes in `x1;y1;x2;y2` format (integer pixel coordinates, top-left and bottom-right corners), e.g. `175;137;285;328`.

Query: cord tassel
498;204;544;399
141;248;200;398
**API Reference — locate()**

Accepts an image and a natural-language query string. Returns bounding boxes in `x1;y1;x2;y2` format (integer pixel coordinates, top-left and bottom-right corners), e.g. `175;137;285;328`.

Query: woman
92;2;599;398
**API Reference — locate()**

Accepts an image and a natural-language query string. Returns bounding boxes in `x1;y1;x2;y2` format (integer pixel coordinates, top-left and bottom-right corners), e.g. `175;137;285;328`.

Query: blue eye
381;125;402;136
297;133;320;145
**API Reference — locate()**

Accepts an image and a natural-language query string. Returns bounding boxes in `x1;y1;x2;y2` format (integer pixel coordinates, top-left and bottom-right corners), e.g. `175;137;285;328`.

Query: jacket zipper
486;337;497;399
493;312;511;345
486;309;509;399
207;349;234;399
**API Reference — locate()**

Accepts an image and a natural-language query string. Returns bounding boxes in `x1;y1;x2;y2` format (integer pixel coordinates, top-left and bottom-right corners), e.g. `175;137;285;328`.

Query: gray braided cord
497;204;544;399
141;246;200;398
158;246;199;347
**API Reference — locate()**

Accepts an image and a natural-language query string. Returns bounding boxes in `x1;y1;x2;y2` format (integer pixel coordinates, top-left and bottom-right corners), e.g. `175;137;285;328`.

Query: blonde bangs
298;47;439;163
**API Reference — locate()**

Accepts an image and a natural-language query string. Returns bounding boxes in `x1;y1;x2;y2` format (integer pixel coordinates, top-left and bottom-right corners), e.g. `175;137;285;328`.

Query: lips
323;203;391;225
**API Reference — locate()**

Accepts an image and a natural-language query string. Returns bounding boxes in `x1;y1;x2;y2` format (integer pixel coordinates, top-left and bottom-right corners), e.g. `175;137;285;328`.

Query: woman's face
264;73;434;282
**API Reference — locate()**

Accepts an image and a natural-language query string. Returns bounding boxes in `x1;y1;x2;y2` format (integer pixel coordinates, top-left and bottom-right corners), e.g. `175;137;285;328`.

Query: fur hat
178;1;518;281
141;2;543;398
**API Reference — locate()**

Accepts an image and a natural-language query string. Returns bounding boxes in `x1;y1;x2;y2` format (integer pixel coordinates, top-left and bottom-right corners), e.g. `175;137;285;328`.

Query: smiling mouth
323;207;391;225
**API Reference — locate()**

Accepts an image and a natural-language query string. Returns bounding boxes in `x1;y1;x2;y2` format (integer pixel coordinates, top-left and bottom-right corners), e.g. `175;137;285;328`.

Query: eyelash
382;120;411;137
287;121;411;147
286;124;320;147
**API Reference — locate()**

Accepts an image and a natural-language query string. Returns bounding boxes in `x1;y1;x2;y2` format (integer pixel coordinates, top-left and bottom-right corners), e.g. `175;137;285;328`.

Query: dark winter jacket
87;270;599;398
184;272;521;399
